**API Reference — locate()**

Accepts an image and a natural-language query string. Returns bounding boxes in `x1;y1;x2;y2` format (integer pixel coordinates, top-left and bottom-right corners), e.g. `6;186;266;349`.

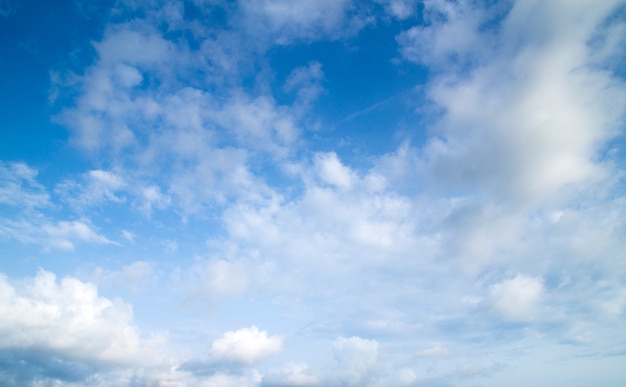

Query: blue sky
1;0;626;385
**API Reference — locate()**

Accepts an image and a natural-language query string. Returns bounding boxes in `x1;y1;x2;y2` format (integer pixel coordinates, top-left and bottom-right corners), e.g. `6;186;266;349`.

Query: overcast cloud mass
1;0;626;385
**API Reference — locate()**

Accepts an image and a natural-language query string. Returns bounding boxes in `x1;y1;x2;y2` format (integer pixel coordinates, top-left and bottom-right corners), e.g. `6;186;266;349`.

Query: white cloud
397;0;494;67
0;161;50;209
209;326;282;364
94;25;177;68
263;362;319;386
332;336;379;386
0;269;166;368
7;1;626;385
416;343;449;357
376;0;417;20
89;261;155;293
43;220;114;251
56;169;126;210
490;274;545;320
198;259;248;296
314;152;355;190
397;0;626;205
238;0;354;43
217;93;300;157
137;184;170;215
121;229;135;242
284;61;325;109
199;371;263;387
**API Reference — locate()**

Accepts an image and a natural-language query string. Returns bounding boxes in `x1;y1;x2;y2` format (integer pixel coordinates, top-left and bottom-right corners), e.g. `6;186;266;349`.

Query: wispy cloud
1;0;625;385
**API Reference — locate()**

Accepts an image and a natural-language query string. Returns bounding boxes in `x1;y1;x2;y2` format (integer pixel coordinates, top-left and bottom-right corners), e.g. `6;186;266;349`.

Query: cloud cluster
0;270;166;384
1;0;626;385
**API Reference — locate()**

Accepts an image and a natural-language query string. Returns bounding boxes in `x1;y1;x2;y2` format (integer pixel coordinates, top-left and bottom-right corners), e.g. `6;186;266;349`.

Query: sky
1;0;626;385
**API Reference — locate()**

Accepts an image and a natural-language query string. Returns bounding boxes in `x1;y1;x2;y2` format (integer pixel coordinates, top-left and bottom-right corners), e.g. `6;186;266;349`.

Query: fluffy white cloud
398;0;626;205
314;152;355;190
5;0;625;385
490;274;545;320
209;326;282;364
0;270;166;374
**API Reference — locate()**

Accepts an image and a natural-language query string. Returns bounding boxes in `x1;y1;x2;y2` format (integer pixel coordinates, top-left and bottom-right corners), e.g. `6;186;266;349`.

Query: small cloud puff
209;326;282;364
314;152;355;190
490;274;545;320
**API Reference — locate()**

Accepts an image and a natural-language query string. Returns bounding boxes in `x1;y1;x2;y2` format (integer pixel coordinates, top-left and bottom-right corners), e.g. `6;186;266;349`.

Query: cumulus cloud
5;0;626;385
314;152;355;190
209;326;282;364
490;274;545;320
54;16;307;216
0;269;167;384
398;0;626;204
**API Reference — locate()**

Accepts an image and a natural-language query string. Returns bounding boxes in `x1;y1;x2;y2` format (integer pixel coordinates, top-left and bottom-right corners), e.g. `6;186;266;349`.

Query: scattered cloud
43;220;114;251
0;162;50;209
237;0;355;44
0;270;167;384
262;362;319;386
209;326;282;364
88;261;155;294
332;336;379;386
2;0;626;385
490;274;545;320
